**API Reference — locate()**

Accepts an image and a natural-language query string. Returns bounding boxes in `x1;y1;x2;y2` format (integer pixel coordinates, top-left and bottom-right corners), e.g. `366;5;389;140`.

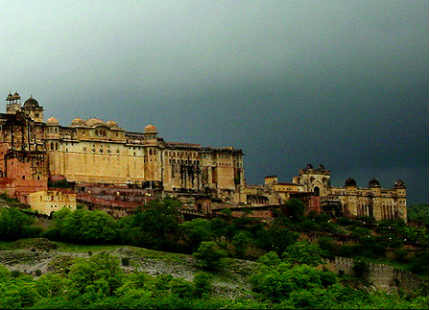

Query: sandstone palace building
0;92;407;221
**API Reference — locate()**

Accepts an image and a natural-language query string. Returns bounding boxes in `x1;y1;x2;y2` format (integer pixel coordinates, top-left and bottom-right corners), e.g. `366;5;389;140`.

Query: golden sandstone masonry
0;92;406;221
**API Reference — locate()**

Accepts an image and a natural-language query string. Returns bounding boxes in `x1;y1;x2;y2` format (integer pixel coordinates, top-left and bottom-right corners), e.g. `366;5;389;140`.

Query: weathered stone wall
323;256;422;292
47;142;147;184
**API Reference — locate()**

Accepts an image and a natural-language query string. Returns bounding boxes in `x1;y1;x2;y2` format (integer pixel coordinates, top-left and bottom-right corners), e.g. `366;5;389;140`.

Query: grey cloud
0;0;427;203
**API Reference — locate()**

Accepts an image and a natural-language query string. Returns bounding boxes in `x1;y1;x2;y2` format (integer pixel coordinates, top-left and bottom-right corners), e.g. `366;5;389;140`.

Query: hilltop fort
0;92;406;221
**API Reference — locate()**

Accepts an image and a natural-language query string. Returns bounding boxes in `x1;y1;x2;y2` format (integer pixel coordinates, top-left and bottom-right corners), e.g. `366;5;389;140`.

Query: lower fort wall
323;256;422;292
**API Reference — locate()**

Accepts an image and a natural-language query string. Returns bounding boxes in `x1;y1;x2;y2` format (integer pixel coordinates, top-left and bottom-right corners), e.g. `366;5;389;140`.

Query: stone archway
314;186;320;196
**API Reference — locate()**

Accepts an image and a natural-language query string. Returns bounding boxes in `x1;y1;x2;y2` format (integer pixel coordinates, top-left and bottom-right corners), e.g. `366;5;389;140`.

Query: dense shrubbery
408;204;429;227
45;208;118;244
2;197;429;278
193;241;227;271
179;218;213;251
250;251;427;309
282;241;325;266
0;208;37;241
0;252;427;309
118;198;182;250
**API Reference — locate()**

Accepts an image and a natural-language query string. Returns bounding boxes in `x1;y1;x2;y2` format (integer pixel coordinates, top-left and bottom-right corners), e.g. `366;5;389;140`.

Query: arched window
314;186;320;196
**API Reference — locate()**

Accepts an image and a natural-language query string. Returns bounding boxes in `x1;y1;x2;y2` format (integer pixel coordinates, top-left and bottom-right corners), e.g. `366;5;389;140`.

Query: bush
282;241;324;266
265;225;299;255
0;265;10;280
283;198;305;220
250;263;337;302
337;244;360;257
193;272;212;297
232;231;251;257
409;249;429;275
67;253;123;298
22;226;43;238
407;204;429;226
179;219;213;251
360;237;386;258
0;208;34;241
11;270;20;278
337;217;356;226
318;237;336;258
118;199;181;250
295;218;320;232
193;241;227;271
35;270;42;277
154;274;173;291
52;208;118;244
257;251;281;266
169;278;193;298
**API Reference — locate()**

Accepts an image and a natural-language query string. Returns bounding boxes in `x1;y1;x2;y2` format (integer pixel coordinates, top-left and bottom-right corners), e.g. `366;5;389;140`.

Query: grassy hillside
0;198;428;308
0;238;257;298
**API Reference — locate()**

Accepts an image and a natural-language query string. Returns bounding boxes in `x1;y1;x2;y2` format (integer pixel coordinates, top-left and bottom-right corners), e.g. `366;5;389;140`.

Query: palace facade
261;164;407;221
0;92;406;221
0;92;244;213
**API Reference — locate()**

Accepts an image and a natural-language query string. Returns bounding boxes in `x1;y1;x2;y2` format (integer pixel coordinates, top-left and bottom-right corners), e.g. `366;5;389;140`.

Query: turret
143;124;158;140
5;91;21;114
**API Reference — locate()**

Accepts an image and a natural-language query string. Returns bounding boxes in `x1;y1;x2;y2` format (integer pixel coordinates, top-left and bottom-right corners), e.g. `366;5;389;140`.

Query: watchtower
6;92;21;114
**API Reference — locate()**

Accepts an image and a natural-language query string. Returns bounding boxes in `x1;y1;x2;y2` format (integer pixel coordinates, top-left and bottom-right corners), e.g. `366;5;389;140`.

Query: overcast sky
0;0;427;203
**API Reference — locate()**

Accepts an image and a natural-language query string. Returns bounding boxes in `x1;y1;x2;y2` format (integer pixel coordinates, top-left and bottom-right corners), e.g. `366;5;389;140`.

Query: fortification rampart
323;256;423;292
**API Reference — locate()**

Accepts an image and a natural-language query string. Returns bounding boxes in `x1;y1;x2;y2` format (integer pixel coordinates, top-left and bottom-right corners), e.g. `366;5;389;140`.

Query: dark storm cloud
0;0;427;203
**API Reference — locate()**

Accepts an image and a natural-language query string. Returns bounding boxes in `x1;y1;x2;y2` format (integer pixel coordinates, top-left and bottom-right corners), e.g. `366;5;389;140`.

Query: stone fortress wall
323;256;422;292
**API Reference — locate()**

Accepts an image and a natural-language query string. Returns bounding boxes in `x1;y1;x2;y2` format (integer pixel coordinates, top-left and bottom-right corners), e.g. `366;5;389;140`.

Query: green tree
250;263;337;302
407;204;429;226
34;273;67;300
257;251;281;266
232;231;251;257
119;198;181;250
193;241;227;271
283;198;305;220
53;208;118;244
318;237;336;258
180;218;213;251
0;208;34;241
282;241;324;266
67;253;123;301
192;272;212;297
169;278;193;299
266;225;299;255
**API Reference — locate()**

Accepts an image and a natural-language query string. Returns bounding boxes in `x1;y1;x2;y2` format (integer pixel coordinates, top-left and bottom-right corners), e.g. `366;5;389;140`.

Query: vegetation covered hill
0;196;428;308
